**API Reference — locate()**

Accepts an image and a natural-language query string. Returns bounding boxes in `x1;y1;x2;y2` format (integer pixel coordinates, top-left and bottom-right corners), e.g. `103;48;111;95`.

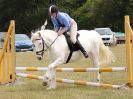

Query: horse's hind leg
90;50;100;83
93;57;100;83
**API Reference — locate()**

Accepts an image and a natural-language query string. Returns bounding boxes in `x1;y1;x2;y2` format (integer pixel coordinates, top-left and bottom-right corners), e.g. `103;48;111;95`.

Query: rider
49;5;88;58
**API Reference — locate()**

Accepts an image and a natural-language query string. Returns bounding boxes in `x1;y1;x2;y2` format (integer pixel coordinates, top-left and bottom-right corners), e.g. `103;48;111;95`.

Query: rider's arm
57;13;71;35
51;17;60;32
61;15;71;32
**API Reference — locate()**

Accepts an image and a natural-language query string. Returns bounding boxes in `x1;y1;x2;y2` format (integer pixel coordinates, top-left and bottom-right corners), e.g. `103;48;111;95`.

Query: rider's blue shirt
51;12;72;32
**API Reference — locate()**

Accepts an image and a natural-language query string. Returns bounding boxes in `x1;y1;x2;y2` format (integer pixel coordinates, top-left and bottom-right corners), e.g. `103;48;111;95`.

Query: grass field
0;44;133;99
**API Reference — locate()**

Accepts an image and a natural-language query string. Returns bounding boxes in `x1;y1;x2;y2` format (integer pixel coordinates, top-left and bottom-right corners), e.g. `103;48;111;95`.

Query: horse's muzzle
42;81;48;86
37;56;42;60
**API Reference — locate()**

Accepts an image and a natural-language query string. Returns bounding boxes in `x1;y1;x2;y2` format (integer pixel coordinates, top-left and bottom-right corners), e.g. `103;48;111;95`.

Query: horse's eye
33;44;35;47
39;43;42;45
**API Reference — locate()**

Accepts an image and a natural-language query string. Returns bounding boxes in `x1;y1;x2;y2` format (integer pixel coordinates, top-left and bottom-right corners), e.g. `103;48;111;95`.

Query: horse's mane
31;29;58;42
41;29;58;37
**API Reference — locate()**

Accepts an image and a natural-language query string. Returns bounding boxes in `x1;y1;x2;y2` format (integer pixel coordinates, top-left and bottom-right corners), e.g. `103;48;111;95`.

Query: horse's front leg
43;57;64;90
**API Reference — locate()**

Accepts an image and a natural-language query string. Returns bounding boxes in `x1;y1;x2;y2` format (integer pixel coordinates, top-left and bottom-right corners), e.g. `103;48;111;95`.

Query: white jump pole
16;73;122;89
16;67;127;72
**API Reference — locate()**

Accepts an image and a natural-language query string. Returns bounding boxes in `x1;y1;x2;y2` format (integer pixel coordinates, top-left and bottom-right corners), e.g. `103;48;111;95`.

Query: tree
0;0;133;34
72;0;133;31
0;0;50;34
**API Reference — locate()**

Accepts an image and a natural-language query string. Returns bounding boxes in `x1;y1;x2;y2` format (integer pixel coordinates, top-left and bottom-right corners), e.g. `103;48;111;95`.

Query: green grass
1;44;133;99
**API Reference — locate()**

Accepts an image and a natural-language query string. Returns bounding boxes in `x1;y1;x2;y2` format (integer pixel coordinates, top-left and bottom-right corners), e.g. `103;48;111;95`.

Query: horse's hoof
42;81;48;86
96;79;100;83
46;87;56;90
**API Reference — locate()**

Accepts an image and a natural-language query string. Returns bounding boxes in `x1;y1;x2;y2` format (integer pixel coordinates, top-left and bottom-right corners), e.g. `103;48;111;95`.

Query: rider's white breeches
70;19;78;44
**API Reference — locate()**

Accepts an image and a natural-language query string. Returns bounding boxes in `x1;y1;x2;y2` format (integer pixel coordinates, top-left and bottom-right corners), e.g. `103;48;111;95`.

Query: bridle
34;37;45;56
34;35;59;56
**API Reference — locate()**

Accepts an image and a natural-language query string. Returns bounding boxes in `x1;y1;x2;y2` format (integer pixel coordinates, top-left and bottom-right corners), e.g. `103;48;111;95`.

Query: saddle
63;32;80;63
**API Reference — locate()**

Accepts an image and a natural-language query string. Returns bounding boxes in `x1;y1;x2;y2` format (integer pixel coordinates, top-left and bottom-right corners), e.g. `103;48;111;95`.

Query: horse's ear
38;32;41;37
31;32;34;37
41;19;47;30
44;19;47;26
31;30;35;36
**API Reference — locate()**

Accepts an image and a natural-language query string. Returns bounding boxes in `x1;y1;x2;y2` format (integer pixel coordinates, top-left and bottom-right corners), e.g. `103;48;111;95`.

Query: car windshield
96;29;112;35
15;34;30;41
115;32;125;37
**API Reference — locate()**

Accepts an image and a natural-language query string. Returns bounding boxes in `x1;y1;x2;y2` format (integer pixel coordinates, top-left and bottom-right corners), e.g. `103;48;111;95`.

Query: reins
43;35;59;52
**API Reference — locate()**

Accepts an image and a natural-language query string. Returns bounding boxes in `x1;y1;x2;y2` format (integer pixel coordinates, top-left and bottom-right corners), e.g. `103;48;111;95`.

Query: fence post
0;20;15;84
125;15;133;86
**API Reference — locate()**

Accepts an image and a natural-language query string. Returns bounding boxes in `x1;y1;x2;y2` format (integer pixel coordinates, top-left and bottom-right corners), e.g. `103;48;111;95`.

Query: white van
95;28;117;46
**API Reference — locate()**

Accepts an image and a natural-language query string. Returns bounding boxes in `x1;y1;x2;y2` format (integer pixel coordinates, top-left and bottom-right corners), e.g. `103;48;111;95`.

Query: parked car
115;32;125;44
95;28;117;46
15;34;33;52
0;32;6;49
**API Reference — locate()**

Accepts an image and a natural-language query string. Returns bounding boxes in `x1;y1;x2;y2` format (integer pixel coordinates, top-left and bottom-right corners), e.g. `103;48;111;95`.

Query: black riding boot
75;41;88;58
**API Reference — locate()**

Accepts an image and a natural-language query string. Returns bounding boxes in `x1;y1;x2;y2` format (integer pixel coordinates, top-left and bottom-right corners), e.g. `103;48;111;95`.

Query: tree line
0;0;133;36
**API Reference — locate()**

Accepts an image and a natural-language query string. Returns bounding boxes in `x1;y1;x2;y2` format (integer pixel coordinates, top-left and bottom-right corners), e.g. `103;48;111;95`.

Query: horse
31;29;114;90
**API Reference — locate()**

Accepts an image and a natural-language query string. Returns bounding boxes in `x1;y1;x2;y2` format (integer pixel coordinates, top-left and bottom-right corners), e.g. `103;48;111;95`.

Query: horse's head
31;31;46;60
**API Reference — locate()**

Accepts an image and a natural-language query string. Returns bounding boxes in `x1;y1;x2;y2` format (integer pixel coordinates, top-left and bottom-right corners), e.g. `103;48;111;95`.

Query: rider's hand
58;31;62;36
58;28;65;36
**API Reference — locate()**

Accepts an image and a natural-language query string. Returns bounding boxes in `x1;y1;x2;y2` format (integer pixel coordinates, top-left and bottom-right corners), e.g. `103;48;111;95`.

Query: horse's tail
99;41;115;65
